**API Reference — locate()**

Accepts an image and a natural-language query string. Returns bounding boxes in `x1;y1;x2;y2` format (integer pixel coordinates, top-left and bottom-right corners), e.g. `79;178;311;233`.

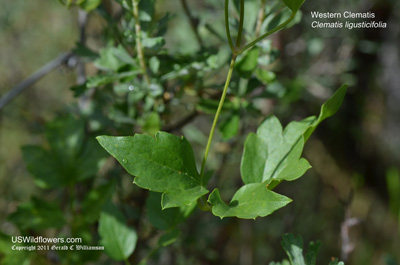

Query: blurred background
0;0;399;264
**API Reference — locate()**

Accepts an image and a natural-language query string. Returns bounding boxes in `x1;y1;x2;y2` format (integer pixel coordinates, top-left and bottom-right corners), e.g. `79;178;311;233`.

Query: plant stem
200;56;236;181
132;0;150;85
236;0;245;47
224;0;236;53
238;11;296;55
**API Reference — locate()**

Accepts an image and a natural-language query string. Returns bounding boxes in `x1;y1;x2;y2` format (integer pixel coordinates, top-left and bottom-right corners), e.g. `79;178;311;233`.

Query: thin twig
132;0;150;85
200;56;236;180
0;52;73;111
180;0;204;48
340;209;363;262
76;8;95;111
340;192;363;262
76;9;88;85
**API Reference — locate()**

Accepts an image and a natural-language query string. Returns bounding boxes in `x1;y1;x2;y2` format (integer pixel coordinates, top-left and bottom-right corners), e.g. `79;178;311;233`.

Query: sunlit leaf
97;132;208;208
209;86;346;219
303;84;348;141
208;183;291;219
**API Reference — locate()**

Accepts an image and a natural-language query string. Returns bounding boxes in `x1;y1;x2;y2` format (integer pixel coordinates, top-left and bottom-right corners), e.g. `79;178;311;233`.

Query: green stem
236;0;245;47
237;11;297;55
224;0;236;53
200;56;237;181
138;247;159;265
132;0;150;85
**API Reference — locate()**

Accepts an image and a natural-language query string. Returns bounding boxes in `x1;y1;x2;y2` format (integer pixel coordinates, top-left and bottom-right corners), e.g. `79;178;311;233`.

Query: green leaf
142;37;165;52
82;182;115;223
45;116;85;158
22;146;65;188
142;112;161;136
149;56;160;74
0;233;31;265
99;204;137;261
386;167;400;216
242;85;347;185
197;98;235;114
79;0;101;12
281;234;306;265
139;0;156;21
86;71;139;88
241;115;313;184
158;228;180;247
208;183;291;219
220;114;240;140
255;69;276;84
146;192;196;230
305;241;322;265
303;84;348;141
22;116;108;188
94;45;136;71
210;85;347;219
8;197;65;230
269;261;291;265
262;10;292;33
329;259;345;265
97;132;209;208
235;48;259;78
283;0;305;13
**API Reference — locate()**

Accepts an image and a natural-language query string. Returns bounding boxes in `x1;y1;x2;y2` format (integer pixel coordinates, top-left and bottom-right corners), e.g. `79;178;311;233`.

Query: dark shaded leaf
8;197;65;230
99;204;137;261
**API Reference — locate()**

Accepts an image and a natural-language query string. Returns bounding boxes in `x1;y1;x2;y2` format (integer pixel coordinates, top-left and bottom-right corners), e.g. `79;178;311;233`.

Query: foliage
270;233;344;265
0;0;356;264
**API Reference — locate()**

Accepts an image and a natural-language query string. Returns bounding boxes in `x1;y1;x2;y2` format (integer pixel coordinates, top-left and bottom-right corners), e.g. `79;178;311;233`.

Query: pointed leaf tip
304;84;347;142
283;0;306;12
209;184;292;219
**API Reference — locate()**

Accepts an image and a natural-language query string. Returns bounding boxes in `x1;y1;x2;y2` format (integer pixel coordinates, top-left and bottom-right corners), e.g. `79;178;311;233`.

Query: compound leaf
97;132;208;209
210;86;346;219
